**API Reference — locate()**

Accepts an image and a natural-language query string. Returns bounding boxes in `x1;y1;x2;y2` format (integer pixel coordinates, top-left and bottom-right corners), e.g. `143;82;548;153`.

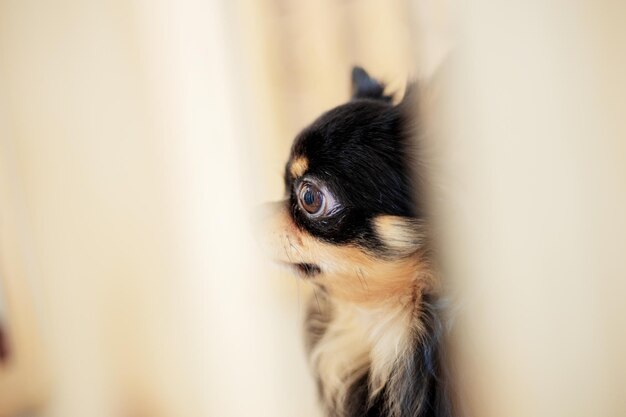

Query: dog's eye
298;182;326;216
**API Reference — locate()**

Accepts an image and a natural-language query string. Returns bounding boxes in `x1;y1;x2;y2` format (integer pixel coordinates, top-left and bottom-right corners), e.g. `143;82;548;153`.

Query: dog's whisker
357;267;368;291
286;235;300;260
282;234;294;264
286;235;304;263
312;286;322;314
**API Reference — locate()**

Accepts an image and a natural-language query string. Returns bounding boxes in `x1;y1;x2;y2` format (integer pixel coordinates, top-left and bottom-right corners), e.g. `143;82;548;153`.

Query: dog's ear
351;66;392;102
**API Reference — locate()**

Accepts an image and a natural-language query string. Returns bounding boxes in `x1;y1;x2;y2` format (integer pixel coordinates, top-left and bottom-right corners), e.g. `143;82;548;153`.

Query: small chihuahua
263;67;452;417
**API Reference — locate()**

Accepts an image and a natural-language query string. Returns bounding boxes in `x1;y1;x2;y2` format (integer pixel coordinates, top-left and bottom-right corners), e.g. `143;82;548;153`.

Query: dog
262;67;452;417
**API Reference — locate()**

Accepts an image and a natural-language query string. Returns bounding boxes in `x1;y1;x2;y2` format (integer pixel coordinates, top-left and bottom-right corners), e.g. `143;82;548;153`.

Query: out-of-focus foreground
0;1;625;417
0;1;433;416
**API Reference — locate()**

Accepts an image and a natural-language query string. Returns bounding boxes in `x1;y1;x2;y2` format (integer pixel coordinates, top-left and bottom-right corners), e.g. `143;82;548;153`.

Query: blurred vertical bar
411;1;626;416
0;2;170;416
0;111;48;417
0;0;323;416
130;0;295;415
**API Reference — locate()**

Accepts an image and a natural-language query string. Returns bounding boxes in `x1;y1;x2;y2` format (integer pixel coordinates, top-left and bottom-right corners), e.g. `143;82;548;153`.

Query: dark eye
297;182;327;216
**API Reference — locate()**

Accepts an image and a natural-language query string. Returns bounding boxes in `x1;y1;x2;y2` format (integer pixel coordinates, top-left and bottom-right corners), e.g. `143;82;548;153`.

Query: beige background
1;1;625;417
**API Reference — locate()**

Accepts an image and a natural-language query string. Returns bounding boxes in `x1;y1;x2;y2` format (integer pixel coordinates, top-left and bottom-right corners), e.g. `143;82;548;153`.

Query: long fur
306;289;451;417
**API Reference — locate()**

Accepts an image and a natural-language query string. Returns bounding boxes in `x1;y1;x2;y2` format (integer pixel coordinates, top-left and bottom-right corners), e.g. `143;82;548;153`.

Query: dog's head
263;67;432;306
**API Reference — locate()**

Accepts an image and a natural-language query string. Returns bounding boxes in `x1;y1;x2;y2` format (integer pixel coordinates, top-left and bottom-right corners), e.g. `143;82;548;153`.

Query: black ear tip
351;66;369;82
351;65;390;101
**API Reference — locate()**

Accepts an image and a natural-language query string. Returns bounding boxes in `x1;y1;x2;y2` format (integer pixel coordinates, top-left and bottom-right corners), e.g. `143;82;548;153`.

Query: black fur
284;74;420;254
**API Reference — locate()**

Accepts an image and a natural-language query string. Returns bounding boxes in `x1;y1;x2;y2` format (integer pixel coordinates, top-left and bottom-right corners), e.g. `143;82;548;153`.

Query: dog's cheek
372;215;425;257
307;243;433;306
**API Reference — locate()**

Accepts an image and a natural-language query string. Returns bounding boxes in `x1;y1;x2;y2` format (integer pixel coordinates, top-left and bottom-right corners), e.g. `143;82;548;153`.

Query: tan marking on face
261;203;435;307
373;215;425;256
289;156;308;178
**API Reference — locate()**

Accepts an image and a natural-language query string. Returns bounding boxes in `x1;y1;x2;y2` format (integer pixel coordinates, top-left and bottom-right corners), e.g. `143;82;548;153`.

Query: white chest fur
309;301;415;413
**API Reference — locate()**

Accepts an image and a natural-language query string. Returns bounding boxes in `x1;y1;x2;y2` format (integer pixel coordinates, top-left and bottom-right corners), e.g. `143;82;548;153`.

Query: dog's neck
306;279;444;417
